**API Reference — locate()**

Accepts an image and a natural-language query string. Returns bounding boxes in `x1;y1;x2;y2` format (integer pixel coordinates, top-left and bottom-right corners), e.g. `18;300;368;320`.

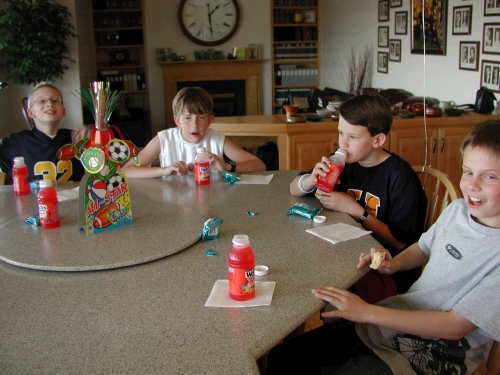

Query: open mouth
468;196;484;207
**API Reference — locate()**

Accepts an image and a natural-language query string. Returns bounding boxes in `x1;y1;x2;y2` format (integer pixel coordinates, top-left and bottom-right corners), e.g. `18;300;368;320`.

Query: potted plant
0;0;76;86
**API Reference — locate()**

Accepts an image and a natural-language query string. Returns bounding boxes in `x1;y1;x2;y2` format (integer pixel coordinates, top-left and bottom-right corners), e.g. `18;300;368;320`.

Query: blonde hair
28;82;63;108
172;87;213;118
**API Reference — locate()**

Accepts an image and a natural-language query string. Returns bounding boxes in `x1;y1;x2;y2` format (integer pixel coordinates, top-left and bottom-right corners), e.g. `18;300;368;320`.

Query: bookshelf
271;0;320;114
90;0;150;146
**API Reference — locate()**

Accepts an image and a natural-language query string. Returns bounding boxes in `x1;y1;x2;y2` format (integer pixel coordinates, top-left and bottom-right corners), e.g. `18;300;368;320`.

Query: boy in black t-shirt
291;94;427;293
0;82;85;184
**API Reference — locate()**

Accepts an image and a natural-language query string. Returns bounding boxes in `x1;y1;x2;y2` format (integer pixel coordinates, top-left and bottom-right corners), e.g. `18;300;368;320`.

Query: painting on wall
481;60;500;92
411;0;447;55
459;41;479;71
452;5;472;35
378;26;389;48
483;23;500;55
379;0;389;22
378;51;389;73
389;39;402;62
395;11;408;35
484;0;500;16
390;0;402;7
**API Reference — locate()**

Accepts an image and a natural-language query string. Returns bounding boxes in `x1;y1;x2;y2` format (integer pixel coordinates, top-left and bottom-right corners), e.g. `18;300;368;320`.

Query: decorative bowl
400;112;416;119
306;114;324;122
445;108;464;117
286;114;306;123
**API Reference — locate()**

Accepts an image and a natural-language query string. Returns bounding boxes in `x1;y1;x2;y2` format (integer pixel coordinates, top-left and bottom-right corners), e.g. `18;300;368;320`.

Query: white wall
322;0;494;105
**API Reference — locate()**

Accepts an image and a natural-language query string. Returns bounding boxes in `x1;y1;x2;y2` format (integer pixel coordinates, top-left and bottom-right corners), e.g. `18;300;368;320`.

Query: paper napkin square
306;222;372;244
205;280;276;307
235;174;274;185
57;187;80;202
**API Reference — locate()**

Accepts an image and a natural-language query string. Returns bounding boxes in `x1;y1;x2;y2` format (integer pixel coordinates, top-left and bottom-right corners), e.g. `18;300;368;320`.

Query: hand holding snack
370;251;386;269
357;247;393;273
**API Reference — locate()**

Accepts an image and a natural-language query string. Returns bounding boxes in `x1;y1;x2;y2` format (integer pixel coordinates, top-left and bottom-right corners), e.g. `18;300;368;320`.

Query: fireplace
177;79;246;117
158;59;264;128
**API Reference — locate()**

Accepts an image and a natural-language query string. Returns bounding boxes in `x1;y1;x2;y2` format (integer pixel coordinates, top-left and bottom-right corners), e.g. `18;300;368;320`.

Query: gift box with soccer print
57;82;139;234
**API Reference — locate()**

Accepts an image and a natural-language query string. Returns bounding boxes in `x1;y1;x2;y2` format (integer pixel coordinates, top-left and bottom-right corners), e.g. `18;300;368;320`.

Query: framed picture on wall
484;0;500;16
395;11;408;35
390;0;402;8
483;23;500;55
378;26;389;48
459;41;479;71
379;0;389;22
480;60;500;92
453;5;472;35
389;39;402;62
411;0;447;55
377;51;389;74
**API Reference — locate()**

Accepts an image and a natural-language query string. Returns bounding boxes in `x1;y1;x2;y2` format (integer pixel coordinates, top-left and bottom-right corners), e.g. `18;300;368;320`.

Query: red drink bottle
194;146;210;185
228;234;255;301
37;180;60;229
12;157;30;196
315;149;347;193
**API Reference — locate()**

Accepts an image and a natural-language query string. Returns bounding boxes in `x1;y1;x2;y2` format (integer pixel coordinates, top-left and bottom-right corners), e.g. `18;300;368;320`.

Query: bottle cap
39;180;53;188
313;215;326;223
196;146;207;153
13;156;25;166
232;234;249;247
254;265;269;276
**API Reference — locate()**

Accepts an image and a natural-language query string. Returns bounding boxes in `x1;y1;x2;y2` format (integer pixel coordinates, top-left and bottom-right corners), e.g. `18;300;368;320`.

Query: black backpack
474;86;497;114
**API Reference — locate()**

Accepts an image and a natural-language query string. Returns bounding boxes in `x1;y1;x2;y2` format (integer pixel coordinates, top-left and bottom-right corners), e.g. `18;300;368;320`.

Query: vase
283;104;299;118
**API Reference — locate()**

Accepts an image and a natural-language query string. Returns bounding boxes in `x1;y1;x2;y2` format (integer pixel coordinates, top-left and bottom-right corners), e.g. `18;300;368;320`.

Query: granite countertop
0;171;379;374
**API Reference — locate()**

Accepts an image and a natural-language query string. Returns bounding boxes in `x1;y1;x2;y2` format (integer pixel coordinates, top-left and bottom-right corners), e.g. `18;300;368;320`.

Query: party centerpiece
58;82;139;234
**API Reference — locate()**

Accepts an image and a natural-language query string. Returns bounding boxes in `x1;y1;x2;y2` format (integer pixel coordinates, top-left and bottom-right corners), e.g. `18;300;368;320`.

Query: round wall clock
178;0;240;46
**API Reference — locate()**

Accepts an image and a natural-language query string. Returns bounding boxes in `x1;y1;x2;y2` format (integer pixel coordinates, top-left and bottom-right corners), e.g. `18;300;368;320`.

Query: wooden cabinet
271;0;320;114
388;117;490;185
90;0;150;146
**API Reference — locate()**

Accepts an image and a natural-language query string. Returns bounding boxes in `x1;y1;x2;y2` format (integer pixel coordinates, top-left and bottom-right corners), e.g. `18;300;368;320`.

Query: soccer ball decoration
107;172;123;191
106;139;130;163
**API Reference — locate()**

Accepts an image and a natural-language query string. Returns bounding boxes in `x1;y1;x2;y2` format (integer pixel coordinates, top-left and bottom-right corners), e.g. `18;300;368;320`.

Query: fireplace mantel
158;59;264;128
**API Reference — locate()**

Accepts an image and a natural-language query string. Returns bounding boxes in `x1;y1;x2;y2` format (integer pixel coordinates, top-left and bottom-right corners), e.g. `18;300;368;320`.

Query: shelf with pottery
211;111;500;182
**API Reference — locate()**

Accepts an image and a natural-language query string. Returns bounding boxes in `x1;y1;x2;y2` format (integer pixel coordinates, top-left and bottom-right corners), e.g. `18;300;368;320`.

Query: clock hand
209;5;220;16
206;3;214;36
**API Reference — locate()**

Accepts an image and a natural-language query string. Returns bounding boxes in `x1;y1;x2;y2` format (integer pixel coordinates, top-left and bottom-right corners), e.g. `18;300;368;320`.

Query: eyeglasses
30;98;63;107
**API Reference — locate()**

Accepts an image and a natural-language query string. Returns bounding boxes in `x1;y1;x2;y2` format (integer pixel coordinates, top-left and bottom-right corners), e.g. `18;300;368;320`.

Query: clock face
178;0;240;46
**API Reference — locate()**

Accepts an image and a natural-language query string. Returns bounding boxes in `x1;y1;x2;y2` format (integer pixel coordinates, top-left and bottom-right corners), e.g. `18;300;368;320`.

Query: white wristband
298;174;315;194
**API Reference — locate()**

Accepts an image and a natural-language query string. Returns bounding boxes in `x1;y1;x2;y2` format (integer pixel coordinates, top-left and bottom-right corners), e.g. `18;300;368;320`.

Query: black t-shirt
0;126;85;184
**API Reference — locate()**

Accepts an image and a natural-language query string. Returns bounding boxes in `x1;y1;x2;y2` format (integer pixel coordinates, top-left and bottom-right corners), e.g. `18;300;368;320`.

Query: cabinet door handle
441;138;445;153
432;138;437;153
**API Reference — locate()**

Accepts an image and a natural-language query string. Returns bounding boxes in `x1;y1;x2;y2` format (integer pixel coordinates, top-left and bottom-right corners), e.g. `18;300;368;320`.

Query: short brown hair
337;94;393;136
28;82;63;108
461;120;500;159
172;87;214;118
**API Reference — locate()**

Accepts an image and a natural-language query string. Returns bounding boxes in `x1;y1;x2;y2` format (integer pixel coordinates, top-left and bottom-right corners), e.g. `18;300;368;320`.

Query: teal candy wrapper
201;217;223;241
287;203;322;220
222;171;240;184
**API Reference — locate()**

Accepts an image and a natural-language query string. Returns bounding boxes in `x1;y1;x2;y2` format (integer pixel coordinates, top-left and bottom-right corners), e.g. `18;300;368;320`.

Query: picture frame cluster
377;0;406;74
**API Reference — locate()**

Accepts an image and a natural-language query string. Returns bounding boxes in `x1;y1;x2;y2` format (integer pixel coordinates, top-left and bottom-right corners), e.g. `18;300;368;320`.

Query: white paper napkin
205;280;276;307
56;187;80;202
306;222;372;244
235;174;274;185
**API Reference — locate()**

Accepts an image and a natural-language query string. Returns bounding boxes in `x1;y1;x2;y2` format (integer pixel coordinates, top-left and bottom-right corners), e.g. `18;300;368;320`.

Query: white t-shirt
157;128;225;167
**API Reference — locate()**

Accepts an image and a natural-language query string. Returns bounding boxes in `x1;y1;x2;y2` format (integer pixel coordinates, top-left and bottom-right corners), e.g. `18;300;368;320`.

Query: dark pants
266;319;392;375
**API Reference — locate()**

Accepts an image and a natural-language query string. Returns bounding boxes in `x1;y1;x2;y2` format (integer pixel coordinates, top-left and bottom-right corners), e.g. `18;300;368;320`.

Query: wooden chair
0;172;5;185
412;165;461;231
413;166;498;375
21;97;36;129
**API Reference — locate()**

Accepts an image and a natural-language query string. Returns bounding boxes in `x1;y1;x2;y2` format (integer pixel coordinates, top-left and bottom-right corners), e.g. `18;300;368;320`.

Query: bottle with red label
314;149;347;193
37;180;60;229
12;156;30;196
194;146;210;185
228;234;255;301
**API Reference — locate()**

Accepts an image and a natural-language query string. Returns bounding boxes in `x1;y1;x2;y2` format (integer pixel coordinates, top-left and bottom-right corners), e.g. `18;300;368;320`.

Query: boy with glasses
0;82;85;184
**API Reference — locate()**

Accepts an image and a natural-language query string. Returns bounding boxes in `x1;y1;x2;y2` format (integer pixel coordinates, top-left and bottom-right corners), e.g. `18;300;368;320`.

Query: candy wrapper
201;217;223;241
287;202;322;220
222;171;240;184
